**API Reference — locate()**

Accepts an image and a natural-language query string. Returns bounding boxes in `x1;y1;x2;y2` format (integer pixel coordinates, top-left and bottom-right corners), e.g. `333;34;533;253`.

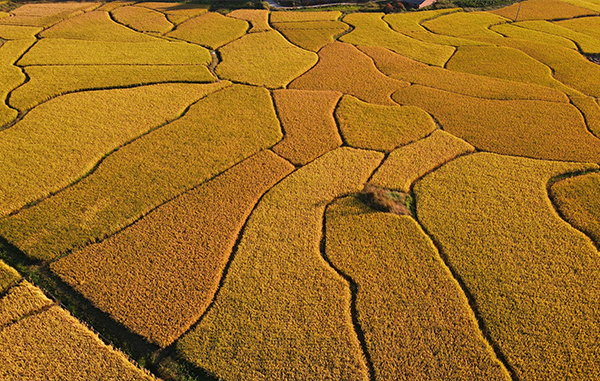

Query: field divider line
0;302;55;333
569;96;600;140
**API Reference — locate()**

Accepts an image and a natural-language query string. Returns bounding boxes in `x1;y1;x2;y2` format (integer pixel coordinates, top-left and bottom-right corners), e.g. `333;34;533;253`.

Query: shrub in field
421;11;508;39
272;89;343;165
0;39;32;127
393;85;600;163
550;172;600;247
111;6;173;34
18;38;211;65
215;30;318;88
0;2;100;27
177;147;383;381
335;95;436;152
370;130;475;192
414;152;600;381
325;197;511;381
40;11;158;42
359;184;411;215
0;83;226;217
0;281;52;326
0;306;156;380
359;45;570;101
0;25;41;39
513;20;600;54
167;12;248;49
341;12;455;67
0;261;19;293
272;20;349;52
0;84;281;260
270;10;341;22
490;0;597;21
10;65;216;111
556;16;600;40
570;95;600;137
289;42;408;105
52;151;294;348
227;9;271;32
490;22;578;49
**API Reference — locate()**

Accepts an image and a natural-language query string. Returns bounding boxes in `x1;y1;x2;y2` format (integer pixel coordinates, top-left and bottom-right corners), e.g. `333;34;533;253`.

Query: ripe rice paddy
2;1;600;380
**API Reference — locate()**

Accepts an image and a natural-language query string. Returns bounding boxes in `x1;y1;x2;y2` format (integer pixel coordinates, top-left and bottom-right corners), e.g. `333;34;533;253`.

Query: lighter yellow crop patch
491;22;579;49
370;130;475;192
289;42;408;105
422;11;508;39
0;84;284;260
0;281;52;326
414;152;600;381
10;64;216;111
393;85;600;163
270;10;341;22
272;20;349;52
166;12;248;49
0;25;41;39
514;20;600;54
111;5;173;34
341;13;455;67
0;2;100;27
326;197;511;381
0;83;225;217
227;9;270;32
335;95;436;152
177;147;383;381
491;0;597;21
215;30;318;88
558;0;600;12
0;260;20;293
556;15;600;40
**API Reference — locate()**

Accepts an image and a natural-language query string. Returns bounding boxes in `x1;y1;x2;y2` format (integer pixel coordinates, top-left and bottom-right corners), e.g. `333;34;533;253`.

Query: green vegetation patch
0;84;282;260
227;9;271;32
52;151;294;348
272;89;343;165
551;172;600;247
341;13;455;67
0;2;100;27
414;153;600;381
370;130;475;192
289;42;408;105
177;147;383;381
215;30;318;88
272;20;349;52
335;95;436;152
111;5;174;34
270;10;341;22
0;260;20;293
0;38;32;127
0;306;156;380
18;38;211;65
166;12;248;49
421;11;508;39
514;20;600;54
0;281;53;326
10;64;216;111
491;0;597;21
0;83;225;217
326;197;511;381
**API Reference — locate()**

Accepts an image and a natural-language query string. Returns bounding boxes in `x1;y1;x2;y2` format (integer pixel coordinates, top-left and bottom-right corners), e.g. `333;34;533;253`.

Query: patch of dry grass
414;152;600;381
0;38;32;126
227;9;270;32
0;281;52;326
111;5;173;34
341;13;455;67
325;197;511;381
556;15;600;40
359;45;571;101
289;42;408;105
272;89;343;165
491;0;597;21
370;130;475;192
335;95;436;152
272;20;348;52
0;83;225;217
136;2;209;25
421;11;508;39
0;306;156;380
177;147;383;381
0;25;41;39
215;30;318;88
514;20;600;54
0;2;100;27
571;95;600;137
10;64;216;111
52;151;294;348
551;172;600;247
0;84;282;260
0;261;20;293
166;12;248;49
270;10;341;22
393;85;600;163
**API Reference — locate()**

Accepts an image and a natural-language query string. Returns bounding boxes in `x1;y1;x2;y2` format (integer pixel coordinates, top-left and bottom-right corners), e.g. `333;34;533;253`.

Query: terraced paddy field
0;0;599;380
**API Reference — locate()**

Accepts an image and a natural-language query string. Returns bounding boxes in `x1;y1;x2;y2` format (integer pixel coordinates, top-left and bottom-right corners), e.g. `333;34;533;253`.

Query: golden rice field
0;0;599;380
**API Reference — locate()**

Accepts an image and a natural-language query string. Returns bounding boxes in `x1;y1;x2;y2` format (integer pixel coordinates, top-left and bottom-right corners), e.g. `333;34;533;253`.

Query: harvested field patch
0;25;41;39
550;172;600;247
0;84;281;260
289;42;408;105
215;30;317;88
422;11;508;39
556;16;600;40
18;38;211;65
272;20;348;52
491;22;578;49
325;197;510;381
272;89;343;165
177;147;383;381
0;281;52;326
10;64;216;111
571;95;600;137
0;83;225;217
0;38;32;127
359;45;570;101
0;306;156;380
341;13;455;67
335;95;436;152
136;2;209;25
0;261;19;293
52;151;294;348
227;9;270;32
166;12;248;49
491;0;597;21
370;130;475;192
414;153;600;381
111;6;173;34
393;85;600;163
514;20;600;54
0;2;100;27
40;10;158;42
270;10;341;22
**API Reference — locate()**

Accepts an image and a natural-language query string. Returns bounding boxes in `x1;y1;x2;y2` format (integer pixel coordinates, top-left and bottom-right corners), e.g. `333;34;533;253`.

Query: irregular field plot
0;261;20;294
0;39;32;127
491;22;578;49
491;0;597;21
556;16;600;40
136;2;209;25
514;20;600;54
166;12;248;49
570;95;600;137
421;11;508;39
272;20;349;52
111;6;173;34
0;25;41;39
0;281;52;326
270;10;341;22
0;2;100;27
227;9;270;32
